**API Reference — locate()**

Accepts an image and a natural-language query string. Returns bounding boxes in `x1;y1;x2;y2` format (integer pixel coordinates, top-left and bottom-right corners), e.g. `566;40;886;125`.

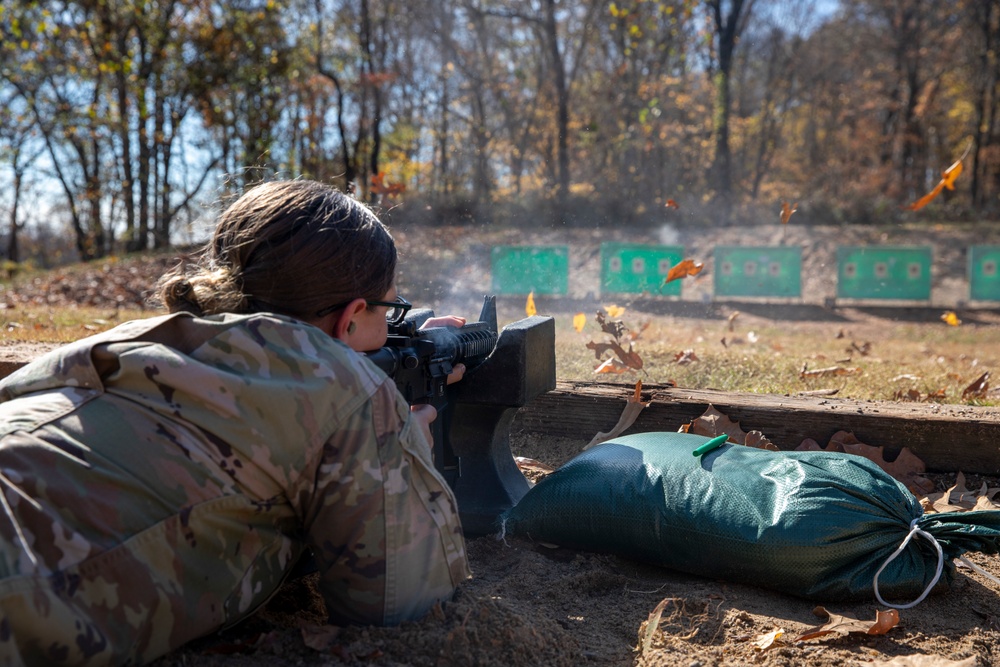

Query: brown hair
158;180;396;321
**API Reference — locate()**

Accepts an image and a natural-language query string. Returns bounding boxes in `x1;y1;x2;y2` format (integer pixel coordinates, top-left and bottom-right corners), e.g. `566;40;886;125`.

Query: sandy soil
3;222;999;666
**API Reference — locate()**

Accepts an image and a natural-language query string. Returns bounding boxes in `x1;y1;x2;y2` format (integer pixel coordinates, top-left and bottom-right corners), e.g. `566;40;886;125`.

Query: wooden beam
513;381;1000;475
3;353;998;474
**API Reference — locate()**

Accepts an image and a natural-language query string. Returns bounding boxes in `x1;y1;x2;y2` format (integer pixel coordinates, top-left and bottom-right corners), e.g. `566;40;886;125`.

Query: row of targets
489;244;1000;302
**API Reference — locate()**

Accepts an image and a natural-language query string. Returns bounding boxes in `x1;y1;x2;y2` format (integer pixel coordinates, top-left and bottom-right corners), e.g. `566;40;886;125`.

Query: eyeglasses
315;295;412;324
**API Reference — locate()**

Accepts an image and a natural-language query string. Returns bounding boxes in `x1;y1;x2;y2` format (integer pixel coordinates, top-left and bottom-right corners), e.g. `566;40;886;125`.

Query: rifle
365;296;555;536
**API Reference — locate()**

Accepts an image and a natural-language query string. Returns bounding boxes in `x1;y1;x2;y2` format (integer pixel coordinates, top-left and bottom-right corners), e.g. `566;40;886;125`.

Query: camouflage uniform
0;312;470;666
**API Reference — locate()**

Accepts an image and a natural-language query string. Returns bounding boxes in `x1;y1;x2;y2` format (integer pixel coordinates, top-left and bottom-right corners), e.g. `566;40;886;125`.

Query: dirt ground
3;221;1000;666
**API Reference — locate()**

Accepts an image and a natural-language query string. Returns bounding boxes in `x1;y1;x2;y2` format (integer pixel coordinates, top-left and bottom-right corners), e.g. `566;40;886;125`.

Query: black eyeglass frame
315;295;412;324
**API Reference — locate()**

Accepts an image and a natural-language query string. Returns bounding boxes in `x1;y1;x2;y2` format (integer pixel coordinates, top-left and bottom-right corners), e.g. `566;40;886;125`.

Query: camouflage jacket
0;312;469;666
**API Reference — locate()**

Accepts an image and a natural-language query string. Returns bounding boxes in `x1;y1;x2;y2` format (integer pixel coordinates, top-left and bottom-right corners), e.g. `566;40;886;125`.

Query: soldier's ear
330;298;366;341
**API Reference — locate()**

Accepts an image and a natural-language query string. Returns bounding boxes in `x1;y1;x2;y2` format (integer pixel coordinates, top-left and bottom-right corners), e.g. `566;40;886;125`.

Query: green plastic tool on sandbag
499;431;1000;606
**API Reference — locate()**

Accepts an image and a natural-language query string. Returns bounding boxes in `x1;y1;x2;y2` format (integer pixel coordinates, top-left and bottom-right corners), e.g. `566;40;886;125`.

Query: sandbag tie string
873;517;944;610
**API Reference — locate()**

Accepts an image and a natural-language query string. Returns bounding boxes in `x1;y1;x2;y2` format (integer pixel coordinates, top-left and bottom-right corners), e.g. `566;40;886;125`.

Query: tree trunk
542;0;570;215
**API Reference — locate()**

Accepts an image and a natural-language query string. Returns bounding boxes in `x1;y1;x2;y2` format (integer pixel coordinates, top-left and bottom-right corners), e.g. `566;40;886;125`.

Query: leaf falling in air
796;607;899;643
587;340;643;372
941;311;961;326
587;311;645;373
662;259;704;286
584;381;649;450
665;198;680;209
573;312;587;332
962;371;989;399
727;311;740;331
779;200;798;224
903;141;972;211
603;304;625;318
672;349;699;364
525;291;536;317
370;171;406;197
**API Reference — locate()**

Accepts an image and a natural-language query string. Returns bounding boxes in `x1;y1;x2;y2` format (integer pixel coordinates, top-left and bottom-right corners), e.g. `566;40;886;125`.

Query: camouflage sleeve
294;376;470;626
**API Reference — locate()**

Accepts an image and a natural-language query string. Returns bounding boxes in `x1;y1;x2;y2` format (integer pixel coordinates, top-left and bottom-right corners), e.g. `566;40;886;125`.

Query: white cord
957;555;1000;588
873;517;944;609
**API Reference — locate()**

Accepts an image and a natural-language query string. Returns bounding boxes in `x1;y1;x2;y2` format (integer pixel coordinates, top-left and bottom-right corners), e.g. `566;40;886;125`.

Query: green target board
490;245;569;295
600;243;685;295
836;246;932;300
969;246;1000;302
713;246;802;298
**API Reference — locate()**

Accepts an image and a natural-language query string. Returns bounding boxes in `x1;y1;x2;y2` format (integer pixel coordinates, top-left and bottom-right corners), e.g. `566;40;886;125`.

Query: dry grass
0;304;159;345
540;307;1000;407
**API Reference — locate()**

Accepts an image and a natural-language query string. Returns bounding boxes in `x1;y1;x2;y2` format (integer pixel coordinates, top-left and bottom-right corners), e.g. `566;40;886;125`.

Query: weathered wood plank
513;381;1000;474
3;352;999;474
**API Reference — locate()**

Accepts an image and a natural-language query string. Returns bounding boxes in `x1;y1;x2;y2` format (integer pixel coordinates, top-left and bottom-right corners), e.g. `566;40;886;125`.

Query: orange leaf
941;311;961;326
904;142;971;210
941;159;963;190
572;312;587;332
665;198;680;209
370;171;406;196
525;291;537;317
780;200;798;225
663;259;704;285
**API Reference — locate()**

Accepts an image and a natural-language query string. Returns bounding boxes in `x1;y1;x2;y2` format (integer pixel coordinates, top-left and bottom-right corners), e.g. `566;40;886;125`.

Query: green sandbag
500;431;1000;603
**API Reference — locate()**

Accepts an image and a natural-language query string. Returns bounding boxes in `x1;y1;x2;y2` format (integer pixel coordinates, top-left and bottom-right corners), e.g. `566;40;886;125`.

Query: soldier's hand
410;403;437;453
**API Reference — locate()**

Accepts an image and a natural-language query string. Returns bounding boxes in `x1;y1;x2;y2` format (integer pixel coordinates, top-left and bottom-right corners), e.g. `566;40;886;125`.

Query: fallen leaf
941;311;962;326
780;200;798;224
680;405;777;450
962;371;990;400
796;431;934;496
753;628;784;650
662;259;704;286
921;472;1000;513
584;381;649;450
795;606;899;642
573;312;587;332
525;291;537;317
514;456;557;475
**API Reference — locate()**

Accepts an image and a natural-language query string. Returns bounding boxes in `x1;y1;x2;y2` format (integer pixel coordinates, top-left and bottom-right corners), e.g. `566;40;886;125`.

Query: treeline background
1;0;999;265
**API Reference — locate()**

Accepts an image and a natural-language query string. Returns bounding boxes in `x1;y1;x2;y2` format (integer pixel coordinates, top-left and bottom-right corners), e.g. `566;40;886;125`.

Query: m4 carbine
365;296;555;536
